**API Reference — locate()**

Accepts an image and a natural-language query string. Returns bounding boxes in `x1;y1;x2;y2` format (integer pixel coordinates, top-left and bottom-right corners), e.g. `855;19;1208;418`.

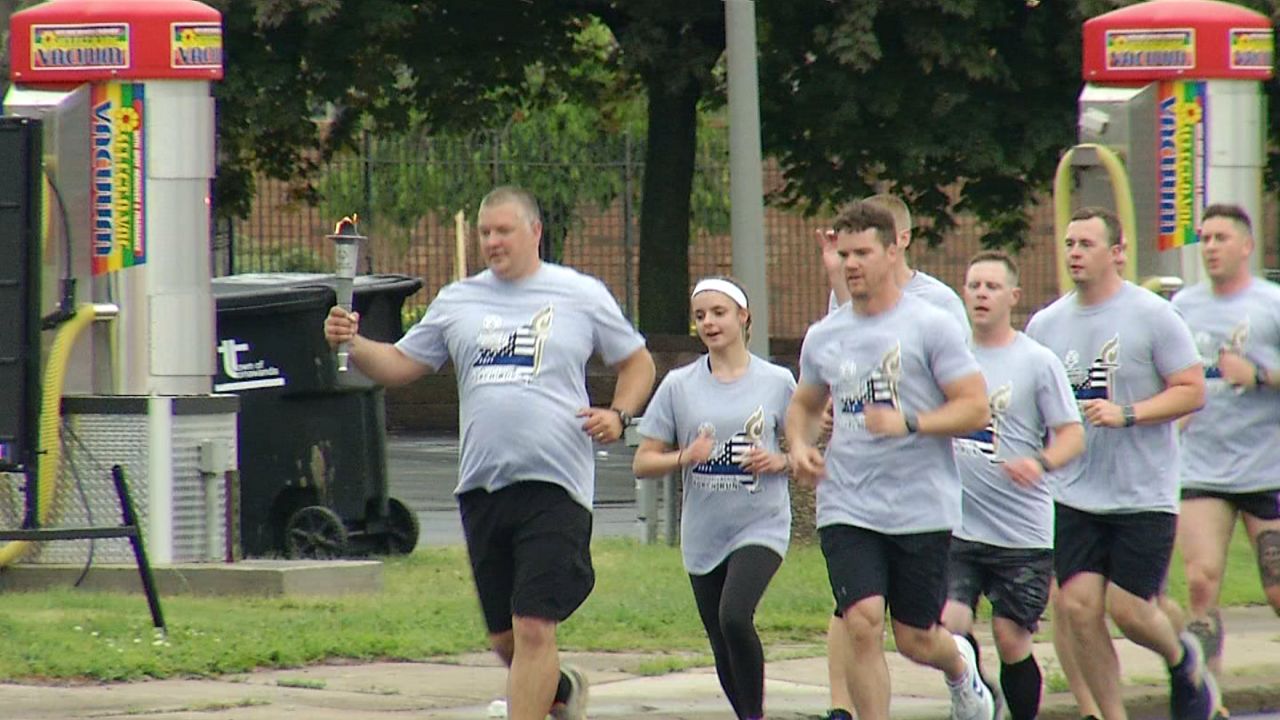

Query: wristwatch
1122;404;1137;428
1254;365;1269;390
611;408;633;427
902;411;919;434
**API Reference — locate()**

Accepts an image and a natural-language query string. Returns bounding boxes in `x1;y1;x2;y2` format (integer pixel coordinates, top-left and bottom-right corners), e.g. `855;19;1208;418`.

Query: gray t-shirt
1173;278;1280;493
953;334;1081;549
799;294;980;533
827;270;969;333
638;355;796;574
395;263;646;510
1025;282;1200;513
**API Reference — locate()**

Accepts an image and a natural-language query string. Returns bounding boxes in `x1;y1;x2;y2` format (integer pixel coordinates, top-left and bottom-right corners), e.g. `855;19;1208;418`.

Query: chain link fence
215;129;1280;339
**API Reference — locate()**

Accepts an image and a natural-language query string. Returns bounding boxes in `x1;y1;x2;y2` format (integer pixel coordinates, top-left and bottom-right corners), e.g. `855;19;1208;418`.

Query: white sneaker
549;665;589;720
949;634;996;720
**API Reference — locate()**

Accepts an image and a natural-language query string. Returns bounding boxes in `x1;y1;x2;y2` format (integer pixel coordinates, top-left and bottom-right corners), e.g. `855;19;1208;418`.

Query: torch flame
333;214;360;235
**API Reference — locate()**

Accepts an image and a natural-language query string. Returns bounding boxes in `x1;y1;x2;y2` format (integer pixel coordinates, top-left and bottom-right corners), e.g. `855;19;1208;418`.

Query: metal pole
662;474;678;546
622;131;636;323
724;0;770;357
362;131;376;272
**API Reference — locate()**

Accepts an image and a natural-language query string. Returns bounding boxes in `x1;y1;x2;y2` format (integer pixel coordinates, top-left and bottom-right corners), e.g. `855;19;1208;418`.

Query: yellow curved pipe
1052;143;1139;294
0;304;97;567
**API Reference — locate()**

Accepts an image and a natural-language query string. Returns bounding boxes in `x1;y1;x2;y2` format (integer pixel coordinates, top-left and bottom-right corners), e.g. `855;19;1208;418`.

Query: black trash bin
212;273;424;559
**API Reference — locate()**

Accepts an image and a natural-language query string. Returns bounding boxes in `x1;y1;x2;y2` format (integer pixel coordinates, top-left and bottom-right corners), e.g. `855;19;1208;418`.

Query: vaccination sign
90;82;147;276
1156;80;1207;252
170;22;222;70
1229;29;1274;71
1105;29;1195;71
30;23;129;71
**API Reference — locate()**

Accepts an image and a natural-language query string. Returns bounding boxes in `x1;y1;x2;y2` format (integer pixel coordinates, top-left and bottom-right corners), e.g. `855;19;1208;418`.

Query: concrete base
0;559;383;597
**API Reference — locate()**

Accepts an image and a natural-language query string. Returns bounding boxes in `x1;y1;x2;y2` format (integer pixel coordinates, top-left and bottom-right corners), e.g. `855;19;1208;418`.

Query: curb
1038;680;1280;720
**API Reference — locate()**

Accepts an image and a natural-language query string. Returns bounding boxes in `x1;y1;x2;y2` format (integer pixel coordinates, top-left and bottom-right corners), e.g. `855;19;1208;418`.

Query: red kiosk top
1083;0;1273;82
9;0;222;84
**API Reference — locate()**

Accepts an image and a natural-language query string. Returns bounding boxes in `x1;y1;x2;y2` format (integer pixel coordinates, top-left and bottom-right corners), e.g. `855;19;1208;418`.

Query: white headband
691;278;749;309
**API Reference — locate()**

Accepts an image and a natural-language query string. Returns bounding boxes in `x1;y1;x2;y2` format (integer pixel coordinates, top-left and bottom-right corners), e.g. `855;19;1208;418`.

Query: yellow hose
0;304;97;567
1052;143;1139;294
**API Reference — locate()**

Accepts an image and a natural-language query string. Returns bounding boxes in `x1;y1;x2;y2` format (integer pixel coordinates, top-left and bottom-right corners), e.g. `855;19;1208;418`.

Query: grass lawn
0;532;1267;681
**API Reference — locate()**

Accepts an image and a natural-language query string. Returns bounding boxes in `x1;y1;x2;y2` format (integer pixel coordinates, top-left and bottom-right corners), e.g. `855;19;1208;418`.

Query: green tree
577;0;727;333
211;0;582;219
757;0;1280;250
215;0;728;333
757;0;1086;248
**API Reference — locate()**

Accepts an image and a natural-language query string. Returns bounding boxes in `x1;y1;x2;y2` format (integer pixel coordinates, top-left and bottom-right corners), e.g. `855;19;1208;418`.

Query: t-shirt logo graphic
1065;335;1119;401
691;407;766;493
836;342;902;420
956;382;1012;461
472;305;553;385
1200;320;1248;380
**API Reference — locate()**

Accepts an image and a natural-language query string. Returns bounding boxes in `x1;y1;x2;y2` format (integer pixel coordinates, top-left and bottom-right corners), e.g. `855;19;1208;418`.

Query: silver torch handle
333;237;360;373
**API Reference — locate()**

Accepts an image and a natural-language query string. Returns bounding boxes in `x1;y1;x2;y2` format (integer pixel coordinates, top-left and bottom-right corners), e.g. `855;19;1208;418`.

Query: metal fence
216;129;1280;339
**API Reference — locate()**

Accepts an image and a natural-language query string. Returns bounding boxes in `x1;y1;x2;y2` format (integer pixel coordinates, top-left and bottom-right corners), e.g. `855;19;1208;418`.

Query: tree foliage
211;0;582;219
570;0;727;333
214;0;724;333
758;0;1280;250
757;0;1086;249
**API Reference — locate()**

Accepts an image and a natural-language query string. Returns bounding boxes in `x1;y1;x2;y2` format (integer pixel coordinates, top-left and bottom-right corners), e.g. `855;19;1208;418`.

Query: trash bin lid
351;274;423;301
212;281;334;313
213;273;422;299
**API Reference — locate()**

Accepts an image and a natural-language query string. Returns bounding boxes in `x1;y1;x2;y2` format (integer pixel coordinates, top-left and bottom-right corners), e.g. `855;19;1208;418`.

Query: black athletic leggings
688;544;783;720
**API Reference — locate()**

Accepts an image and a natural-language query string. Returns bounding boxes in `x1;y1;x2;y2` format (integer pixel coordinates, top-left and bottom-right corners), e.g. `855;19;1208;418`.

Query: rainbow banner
89;81;146;276
1156;80;1206;251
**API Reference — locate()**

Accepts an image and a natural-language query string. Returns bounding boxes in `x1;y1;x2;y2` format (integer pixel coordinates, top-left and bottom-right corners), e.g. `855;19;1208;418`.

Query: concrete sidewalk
0;607;1275;719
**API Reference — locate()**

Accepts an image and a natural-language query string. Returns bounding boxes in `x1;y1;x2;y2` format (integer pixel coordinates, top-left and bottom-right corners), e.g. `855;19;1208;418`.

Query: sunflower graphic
116;107;141;133
1181;99;1203;125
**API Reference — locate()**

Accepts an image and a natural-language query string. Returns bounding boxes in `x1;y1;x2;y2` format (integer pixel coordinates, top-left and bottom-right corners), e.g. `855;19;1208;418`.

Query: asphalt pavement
386;432;650;548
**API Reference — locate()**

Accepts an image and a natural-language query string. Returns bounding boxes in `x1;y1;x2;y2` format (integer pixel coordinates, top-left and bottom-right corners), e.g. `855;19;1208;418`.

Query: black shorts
1054;503;1175;601
1182;487;1280;521
947;538;1053;632
458;481;595;633
819;524;951;630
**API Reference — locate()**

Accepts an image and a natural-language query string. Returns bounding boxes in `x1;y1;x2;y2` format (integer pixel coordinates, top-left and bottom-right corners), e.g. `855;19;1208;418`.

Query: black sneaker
814;711;854;720
1169;632;1221;720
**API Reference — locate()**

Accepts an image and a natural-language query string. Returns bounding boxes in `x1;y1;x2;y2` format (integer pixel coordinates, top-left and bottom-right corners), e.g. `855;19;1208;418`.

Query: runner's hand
739;446;786;475
578;407;624;443
816;228;840;276
1217;349;1257;388
681;428;715;467
863;405;908;437
1003;456;1045;488
1081;399;1124;428
789;445;826;487
324;307;359;349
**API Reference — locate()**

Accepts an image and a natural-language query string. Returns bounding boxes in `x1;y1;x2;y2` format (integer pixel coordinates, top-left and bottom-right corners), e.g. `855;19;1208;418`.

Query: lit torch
328;215;365;372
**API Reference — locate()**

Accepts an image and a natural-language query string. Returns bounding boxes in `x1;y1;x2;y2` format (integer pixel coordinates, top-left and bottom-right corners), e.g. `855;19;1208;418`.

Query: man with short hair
1171;203;1280;704
818;193;968;328
944;250;1085;720
813;194;969;720
788;199;994;720
323;186;656;720
1025;206;1215;720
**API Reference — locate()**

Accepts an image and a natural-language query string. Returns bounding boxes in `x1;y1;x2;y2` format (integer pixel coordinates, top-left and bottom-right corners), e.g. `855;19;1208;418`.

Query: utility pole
724;0;769;357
